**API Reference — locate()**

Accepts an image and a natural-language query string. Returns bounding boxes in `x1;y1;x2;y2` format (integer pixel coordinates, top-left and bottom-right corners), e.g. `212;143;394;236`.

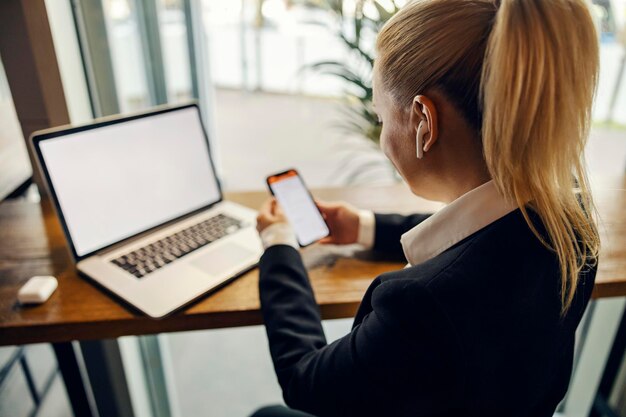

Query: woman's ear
412;95;439;154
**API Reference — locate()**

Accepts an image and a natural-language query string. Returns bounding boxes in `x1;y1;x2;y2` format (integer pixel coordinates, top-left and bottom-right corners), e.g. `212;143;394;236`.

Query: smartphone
266;169;330;247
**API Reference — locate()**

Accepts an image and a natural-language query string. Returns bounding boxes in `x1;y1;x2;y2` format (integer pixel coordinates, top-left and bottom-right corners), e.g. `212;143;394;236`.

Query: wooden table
0;184;441;347
1;178;626;417
2;178;626;347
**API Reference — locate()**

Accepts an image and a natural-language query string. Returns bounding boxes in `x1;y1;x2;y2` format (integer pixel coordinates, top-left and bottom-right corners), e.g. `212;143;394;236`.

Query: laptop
31;104;263;318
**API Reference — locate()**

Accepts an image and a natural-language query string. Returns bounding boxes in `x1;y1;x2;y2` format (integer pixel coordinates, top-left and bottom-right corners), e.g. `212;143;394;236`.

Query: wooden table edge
0;302;361;346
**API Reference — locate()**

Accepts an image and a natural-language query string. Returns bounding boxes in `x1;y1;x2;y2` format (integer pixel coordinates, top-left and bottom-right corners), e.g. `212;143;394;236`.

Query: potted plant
303;0;402;184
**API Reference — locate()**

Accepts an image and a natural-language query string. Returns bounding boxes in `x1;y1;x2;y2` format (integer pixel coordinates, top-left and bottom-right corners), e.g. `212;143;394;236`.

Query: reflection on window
157;0;193;102
202;0;363;96
103;0;152;112
102;0;193;111
78;0;626;190
98;0;625;123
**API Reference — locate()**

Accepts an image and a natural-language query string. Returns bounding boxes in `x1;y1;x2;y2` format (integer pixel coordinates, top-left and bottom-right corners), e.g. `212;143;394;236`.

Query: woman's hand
317;201;361;245
256;198;288;233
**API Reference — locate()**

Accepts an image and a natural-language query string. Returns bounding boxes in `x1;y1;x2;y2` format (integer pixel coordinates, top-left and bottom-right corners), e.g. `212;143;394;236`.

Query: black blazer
258;209;597;417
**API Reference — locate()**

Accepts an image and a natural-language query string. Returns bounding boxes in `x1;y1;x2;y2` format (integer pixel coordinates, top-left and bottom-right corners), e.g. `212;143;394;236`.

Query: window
0;55;31;200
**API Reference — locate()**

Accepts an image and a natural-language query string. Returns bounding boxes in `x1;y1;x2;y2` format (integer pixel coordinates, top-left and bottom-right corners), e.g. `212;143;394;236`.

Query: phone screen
267;170;330;247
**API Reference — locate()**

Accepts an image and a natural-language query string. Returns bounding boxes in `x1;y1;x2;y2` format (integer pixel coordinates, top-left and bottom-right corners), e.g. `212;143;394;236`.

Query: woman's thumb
315;200;335;214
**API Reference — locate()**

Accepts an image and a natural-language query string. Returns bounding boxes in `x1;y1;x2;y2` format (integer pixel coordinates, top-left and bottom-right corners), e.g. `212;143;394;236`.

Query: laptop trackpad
191;242;255;276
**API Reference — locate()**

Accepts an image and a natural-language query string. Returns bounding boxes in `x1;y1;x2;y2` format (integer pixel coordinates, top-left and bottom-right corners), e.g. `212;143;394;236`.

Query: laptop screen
37;106;221;258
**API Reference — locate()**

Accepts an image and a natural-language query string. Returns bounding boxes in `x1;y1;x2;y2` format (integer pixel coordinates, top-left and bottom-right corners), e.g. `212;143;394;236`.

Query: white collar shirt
400;180;518;266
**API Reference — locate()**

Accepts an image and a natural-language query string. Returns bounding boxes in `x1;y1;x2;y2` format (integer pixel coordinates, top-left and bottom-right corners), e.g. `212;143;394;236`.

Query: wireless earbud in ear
416;121;428;159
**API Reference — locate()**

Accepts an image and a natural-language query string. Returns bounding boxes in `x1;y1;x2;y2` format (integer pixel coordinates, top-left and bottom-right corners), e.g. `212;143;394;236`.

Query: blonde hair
376;0;600;314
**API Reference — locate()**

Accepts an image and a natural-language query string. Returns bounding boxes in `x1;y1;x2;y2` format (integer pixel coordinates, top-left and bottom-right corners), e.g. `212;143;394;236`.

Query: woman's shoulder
370;208;571;321
377;208;553;283
373;207;596;336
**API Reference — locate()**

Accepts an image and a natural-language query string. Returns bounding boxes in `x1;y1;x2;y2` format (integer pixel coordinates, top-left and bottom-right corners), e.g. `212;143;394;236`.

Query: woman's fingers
316;201;343;220
257;198;280;232
272;200;285;217
315;200;336;212
260;198;274;215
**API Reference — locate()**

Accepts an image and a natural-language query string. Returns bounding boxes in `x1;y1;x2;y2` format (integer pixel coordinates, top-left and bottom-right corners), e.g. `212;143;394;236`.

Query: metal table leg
52;342;95;417
53;336;178;417
80;339;135;417
53;339;138;417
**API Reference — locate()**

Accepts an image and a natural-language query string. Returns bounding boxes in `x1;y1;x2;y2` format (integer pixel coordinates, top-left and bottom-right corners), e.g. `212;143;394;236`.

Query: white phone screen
269;171;329;246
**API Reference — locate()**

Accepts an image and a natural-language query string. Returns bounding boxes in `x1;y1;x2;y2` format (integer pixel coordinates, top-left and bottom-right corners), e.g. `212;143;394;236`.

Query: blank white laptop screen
38;107;221;257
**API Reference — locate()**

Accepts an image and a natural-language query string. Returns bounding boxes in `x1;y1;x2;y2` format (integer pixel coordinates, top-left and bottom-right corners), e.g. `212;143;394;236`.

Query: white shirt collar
400;180;518;266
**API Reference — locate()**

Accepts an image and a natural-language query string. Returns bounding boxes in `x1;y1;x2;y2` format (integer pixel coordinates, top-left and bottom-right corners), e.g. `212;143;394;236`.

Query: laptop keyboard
110;213;243;279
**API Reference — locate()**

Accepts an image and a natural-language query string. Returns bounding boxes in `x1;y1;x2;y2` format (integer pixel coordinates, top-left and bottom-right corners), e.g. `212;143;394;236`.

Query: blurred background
1;0;626;416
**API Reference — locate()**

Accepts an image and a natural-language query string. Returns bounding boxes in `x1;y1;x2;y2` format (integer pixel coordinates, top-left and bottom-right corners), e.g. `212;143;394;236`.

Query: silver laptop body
31;104;262;318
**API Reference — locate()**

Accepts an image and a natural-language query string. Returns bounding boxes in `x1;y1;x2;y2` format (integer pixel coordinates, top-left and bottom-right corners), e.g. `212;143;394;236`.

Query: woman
253;0;600;415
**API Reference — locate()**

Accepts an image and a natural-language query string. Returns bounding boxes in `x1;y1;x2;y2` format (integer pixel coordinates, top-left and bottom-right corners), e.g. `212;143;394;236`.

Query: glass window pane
0;55;32;200
157;0;193;102
588;0;626;176
594;0;626;124
103;0;152;112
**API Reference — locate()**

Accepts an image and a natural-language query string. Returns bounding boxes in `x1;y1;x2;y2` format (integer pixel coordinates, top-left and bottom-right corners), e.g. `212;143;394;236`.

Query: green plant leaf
306;62;371;92
354;0;364;43
372;0;393;22
304;0;399;146
338;33;374;66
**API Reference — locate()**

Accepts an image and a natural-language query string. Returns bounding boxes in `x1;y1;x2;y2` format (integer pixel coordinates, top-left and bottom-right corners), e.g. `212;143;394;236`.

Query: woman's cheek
379;130;387;155
380;128;393;159
380;128;401;164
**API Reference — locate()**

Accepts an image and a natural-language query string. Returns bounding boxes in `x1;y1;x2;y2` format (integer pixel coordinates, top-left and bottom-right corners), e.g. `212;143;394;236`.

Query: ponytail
481;0;600;314
376;0;600;314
